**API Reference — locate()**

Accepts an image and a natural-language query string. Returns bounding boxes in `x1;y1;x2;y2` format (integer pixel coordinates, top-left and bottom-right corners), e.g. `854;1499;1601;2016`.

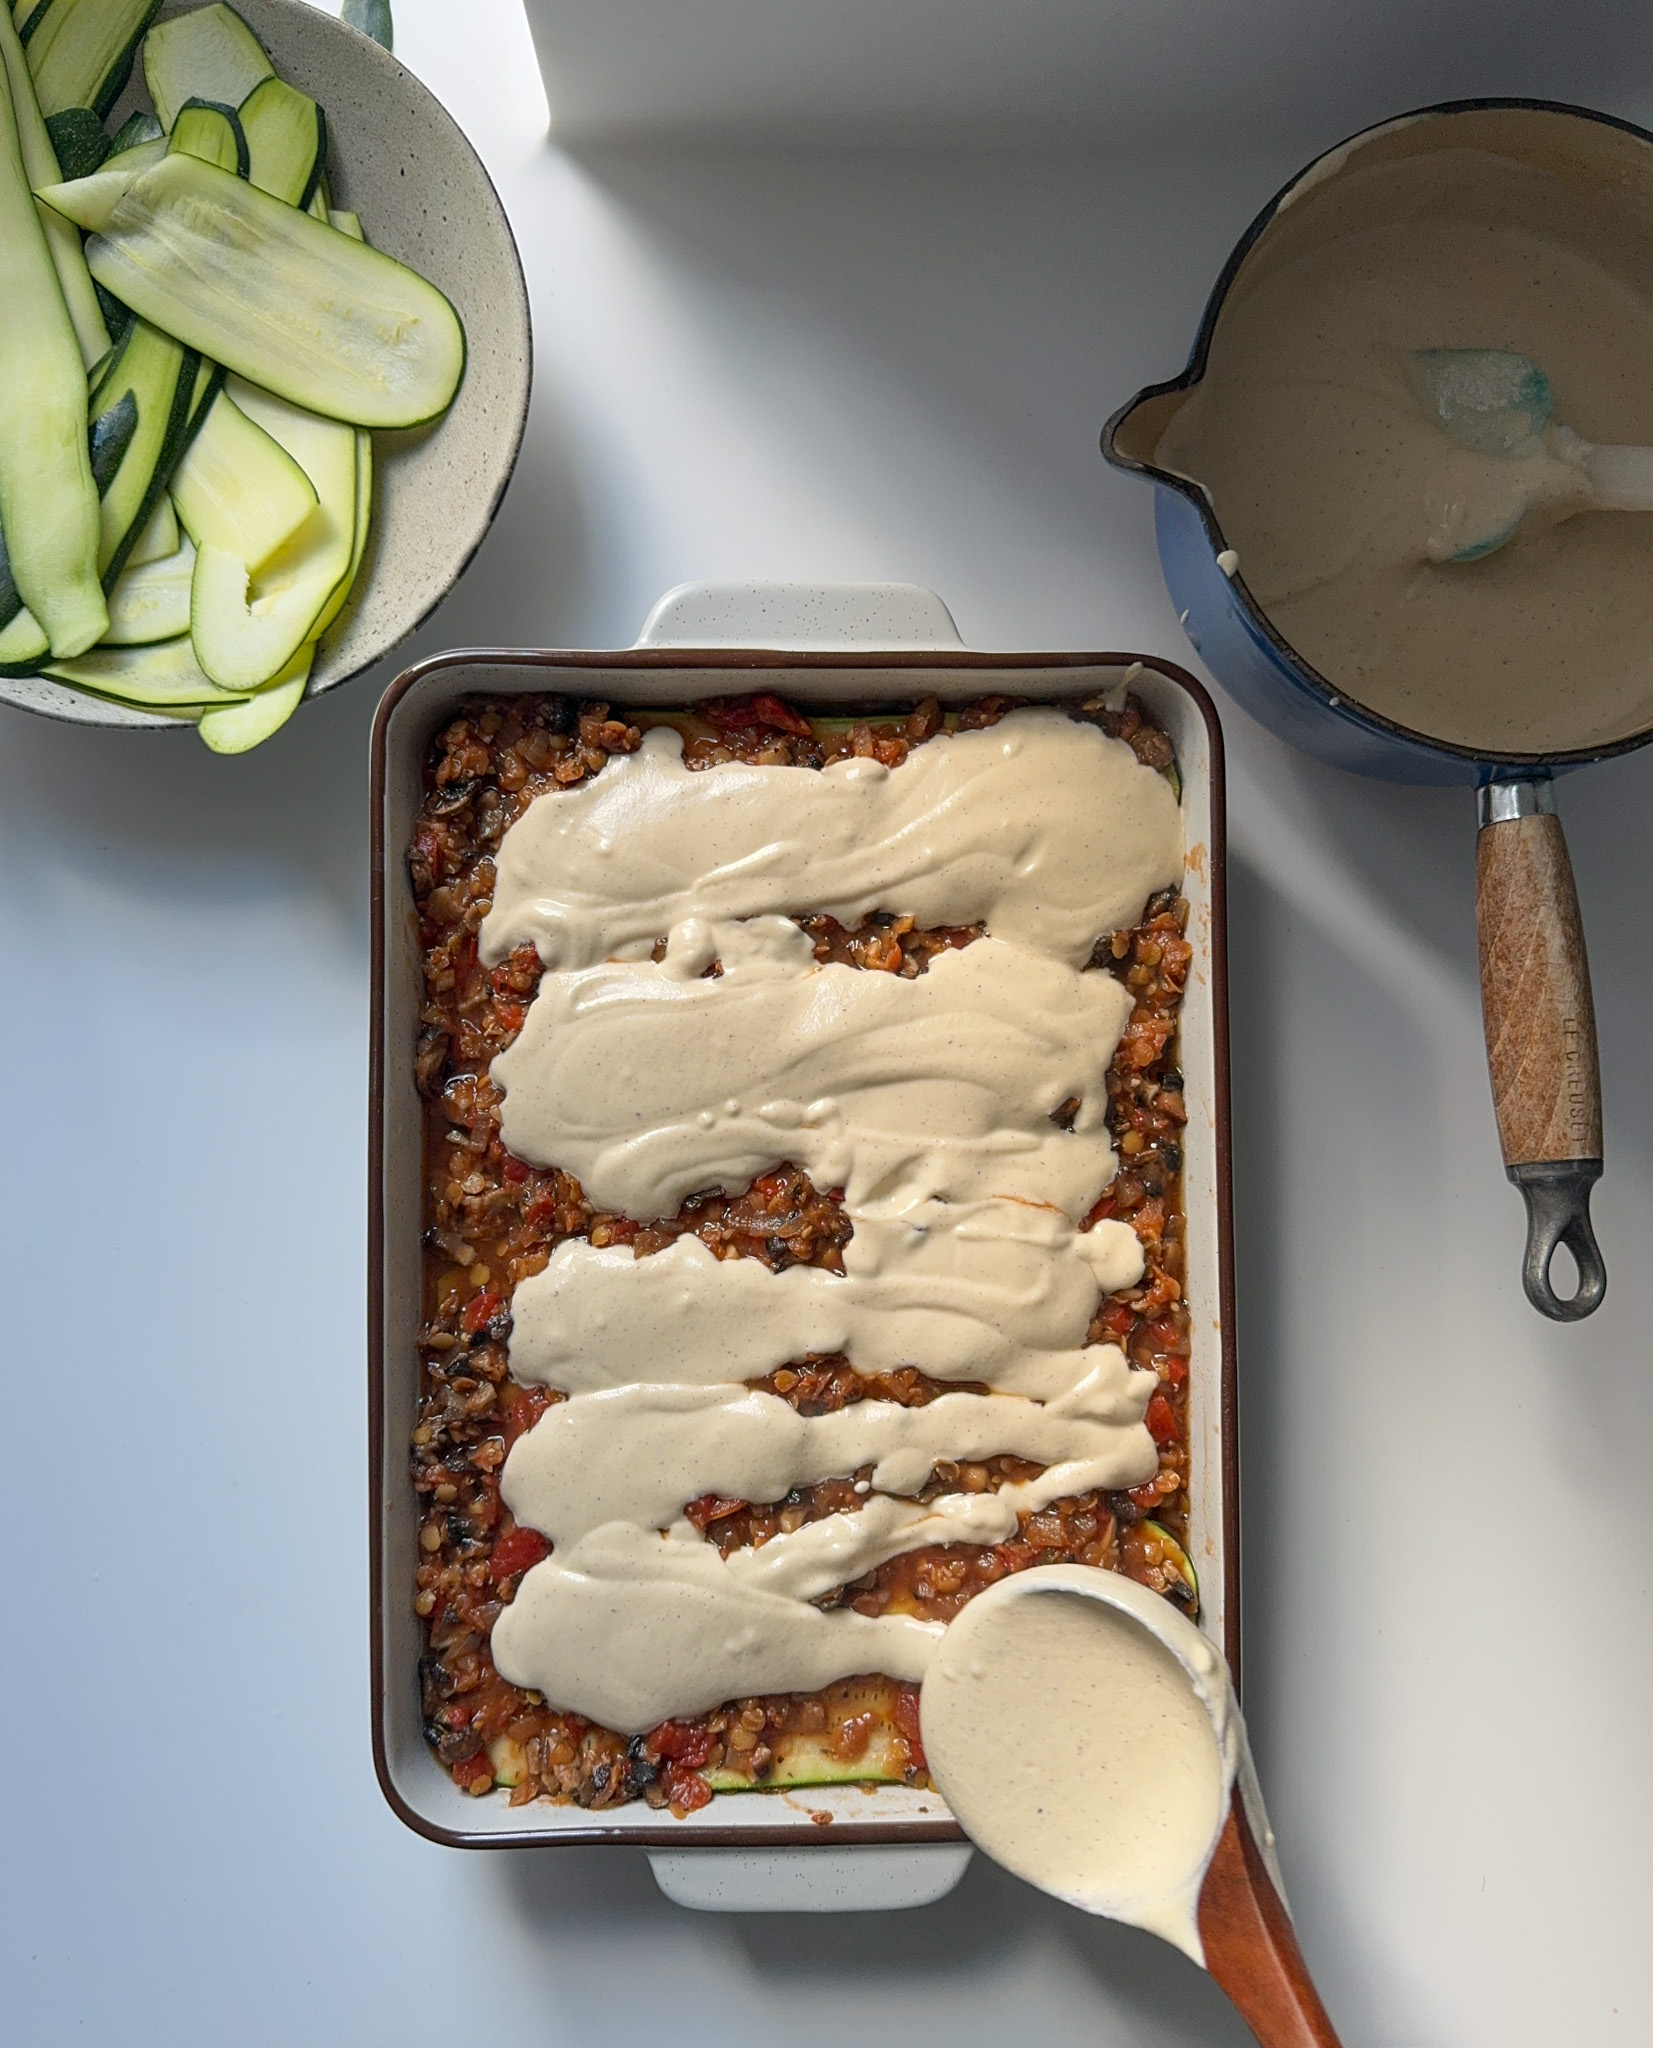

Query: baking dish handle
636;578;971;1912
635;580;965;651
647;1843;973;1913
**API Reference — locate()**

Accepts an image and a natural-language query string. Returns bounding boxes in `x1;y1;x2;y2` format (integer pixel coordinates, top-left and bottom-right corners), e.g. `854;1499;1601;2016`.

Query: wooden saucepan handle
1197;1792;1343;2047
1474;781;1605;1320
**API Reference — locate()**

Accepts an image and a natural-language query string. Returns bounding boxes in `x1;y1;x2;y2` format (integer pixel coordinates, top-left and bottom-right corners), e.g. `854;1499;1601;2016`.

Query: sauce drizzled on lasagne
476;708;1183;1733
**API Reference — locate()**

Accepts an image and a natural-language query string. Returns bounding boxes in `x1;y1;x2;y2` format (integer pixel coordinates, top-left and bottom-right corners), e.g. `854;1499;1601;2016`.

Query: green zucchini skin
106;108;161;155
93;278;132;346
44;630;250;709
123;489;178;568
0;524;24;631
88;386;139;494
88;317;205;592
168;94;248;178
19;0;163;119
196;651;309;753
84;152;467;429
16;4;55;47
44;102;107;177
185;355;227;433
0;33;104;655
0;597;50;675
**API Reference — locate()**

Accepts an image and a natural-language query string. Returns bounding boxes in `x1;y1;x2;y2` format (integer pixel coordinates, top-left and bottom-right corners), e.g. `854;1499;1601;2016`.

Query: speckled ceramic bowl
3;0;532;731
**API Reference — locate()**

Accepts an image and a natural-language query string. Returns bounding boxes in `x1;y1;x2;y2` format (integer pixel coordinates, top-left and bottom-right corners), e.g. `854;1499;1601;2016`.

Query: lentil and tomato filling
409;691;1193;1813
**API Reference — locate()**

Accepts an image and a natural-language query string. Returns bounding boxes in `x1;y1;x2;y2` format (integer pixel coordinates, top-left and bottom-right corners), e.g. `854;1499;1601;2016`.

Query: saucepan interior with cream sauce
1107;103;1653;1319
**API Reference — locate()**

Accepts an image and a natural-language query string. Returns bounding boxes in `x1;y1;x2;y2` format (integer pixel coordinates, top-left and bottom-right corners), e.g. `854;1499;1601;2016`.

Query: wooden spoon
919;1566;1344;2048
1198;1789;1343;2047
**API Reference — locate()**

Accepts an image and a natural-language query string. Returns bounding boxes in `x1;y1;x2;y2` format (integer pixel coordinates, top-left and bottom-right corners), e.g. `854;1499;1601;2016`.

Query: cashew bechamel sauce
411;692;1201;1816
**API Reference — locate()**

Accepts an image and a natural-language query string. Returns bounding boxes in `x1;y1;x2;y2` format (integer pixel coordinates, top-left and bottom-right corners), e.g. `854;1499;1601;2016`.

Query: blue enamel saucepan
1104;98;1653;1321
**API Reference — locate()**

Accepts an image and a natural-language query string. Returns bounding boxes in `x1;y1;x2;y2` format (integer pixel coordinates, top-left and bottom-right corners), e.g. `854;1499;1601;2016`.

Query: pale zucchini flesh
0;4;106;363
191;377;355;689
183;352;223;431
310;427;371;640
0;599;49;673
89;315;200;586
103;534;193;643
168;94;246;177
309;210;373;641
238;72;323;207
99;129;166;177
125;489;178;566
703;1722;913;1794
170;386;317;572
34;139;158;232
84;152;466;428
196;647;308;753
45;629;248;708
141;2;270;131
0;39;104;655
19;0;160;119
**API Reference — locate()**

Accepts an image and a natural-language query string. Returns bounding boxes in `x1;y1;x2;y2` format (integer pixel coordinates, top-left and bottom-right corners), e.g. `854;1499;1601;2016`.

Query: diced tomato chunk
1145;1391;1181;1447
702;692;813;737
664;1765;713;1812
1100;1301;1137;1338
991;1541;1037;1574
683;1493;749;1530
501;1156;530;1185
414;825;447;881
490;1525;552;1583
1118;1017;1173;1070
650;1720;717;1767
504;1385;552;1447
461;1289;504;1334
451;1753;494;1793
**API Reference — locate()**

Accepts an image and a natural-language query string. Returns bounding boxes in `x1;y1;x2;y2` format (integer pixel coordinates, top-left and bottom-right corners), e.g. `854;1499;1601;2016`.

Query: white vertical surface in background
2;3;1650;2043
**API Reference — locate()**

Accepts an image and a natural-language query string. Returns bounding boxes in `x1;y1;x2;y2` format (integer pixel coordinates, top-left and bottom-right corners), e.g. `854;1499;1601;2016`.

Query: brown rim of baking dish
368;646;1238;1850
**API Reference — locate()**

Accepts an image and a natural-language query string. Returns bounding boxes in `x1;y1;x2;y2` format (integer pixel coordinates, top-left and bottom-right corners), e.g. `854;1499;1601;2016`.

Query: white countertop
5;4;1652;2042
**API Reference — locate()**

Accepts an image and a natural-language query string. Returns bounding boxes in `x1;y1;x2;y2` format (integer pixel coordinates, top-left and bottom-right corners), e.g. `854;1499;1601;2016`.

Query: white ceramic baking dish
369;582;1236;1911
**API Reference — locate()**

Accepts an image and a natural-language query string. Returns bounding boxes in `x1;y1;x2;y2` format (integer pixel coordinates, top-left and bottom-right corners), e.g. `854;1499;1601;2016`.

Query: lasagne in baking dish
408;691;1193;1813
